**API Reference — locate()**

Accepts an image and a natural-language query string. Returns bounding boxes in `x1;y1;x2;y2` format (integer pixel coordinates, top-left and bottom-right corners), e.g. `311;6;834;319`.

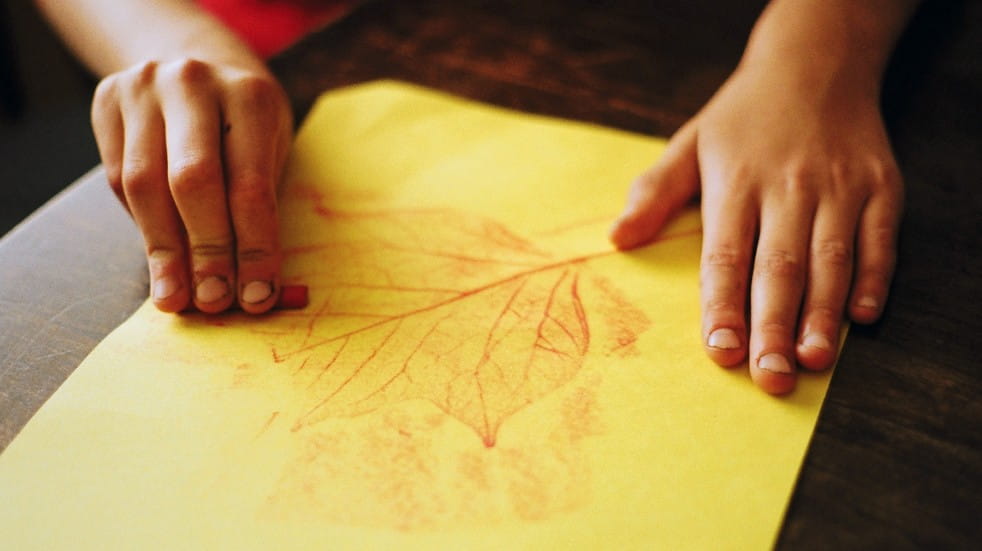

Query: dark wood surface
2;1;980;547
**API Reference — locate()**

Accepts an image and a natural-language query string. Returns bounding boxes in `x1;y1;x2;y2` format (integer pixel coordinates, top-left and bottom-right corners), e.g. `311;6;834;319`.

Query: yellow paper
0;81;832;550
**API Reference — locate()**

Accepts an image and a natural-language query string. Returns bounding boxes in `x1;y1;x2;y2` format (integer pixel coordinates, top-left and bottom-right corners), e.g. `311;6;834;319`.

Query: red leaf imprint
263;184;696;446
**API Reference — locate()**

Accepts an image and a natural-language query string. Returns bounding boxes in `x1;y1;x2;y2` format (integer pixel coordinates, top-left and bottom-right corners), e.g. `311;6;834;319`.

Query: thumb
609;121;700;250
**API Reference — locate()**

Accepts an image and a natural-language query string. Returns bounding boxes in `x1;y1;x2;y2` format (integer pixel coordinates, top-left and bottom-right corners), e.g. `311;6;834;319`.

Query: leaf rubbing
268;185;657;446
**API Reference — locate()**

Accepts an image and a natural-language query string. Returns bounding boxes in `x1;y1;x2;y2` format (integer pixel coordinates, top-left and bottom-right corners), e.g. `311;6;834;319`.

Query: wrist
737;45;883;106
738;0;915;102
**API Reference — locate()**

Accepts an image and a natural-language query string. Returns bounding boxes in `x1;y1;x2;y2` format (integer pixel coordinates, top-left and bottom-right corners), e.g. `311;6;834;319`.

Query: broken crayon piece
275;284;309;309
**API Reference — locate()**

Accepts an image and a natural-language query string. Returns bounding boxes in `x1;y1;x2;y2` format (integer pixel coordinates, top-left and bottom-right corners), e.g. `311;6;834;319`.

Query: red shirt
196;0;354;58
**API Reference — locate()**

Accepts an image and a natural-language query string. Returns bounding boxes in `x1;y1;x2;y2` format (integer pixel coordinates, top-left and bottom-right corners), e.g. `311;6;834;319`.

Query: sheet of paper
0;81;833;549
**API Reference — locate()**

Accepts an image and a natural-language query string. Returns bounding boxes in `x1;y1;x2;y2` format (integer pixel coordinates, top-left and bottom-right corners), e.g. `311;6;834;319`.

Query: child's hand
92;59;293;314
610;59;903;394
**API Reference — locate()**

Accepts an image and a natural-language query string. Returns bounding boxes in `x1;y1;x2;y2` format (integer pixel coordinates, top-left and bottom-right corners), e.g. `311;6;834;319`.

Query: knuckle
869;157;903;190
232;74;282;109
238;247;277;264
93;76;120;108
756;249;803;281
163;58;212;86
703;245;745;273
169;156;223;196
784;162;810;185
230;172;275;204
828;159;849;188
716;162;752;193
701;246;749;291
783;162;819;195
190;240;234;259
125;60;160;89
813;238;852;268
726;161;752;182
104;164;124;194
121;161;160;198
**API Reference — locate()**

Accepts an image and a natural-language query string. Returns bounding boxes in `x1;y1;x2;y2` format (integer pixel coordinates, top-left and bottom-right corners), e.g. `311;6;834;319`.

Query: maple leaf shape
266;185;655;446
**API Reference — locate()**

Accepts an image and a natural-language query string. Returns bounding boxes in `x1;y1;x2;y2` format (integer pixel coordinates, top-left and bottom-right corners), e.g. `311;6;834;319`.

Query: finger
796;198;861;370
748;190;816;395
698;171;756;368
118;68;191;312
159;60;236;313
849;170;903;324
92;77;127;211
609;121;700;250
222;74;287;313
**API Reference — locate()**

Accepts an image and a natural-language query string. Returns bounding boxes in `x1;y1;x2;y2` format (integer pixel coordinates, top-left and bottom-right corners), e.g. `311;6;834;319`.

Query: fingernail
608;216;631;242
758;353;793;374
608;219;623;239
242;280;273;304
801;332;832;351
196;276;229;303
153;276;179;301
857;296;878;310
708;328;741;350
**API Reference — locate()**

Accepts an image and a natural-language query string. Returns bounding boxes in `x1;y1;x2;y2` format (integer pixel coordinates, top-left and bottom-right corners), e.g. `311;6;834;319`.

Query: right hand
92;58;293;314
610;60;903;395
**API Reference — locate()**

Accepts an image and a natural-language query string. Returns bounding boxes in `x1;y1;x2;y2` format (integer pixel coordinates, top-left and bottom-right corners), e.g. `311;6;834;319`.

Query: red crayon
275;285;309;310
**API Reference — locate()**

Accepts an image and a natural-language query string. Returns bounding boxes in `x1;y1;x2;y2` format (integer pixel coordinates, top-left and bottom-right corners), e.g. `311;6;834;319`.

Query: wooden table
2;1;979;547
